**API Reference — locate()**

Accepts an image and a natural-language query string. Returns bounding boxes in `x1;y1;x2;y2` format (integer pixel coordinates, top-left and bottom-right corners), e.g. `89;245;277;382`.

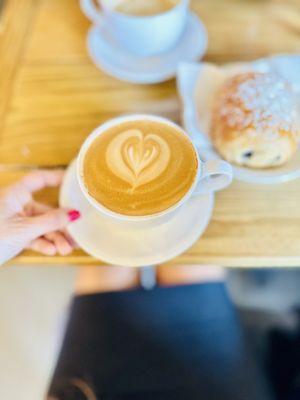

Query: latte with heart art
83;120;198;216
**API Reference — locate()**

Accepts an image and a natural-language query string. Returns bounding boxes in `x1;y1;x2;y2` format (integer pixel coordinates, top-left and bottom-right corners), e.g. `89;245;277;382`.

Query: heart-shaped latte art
106;129;171;190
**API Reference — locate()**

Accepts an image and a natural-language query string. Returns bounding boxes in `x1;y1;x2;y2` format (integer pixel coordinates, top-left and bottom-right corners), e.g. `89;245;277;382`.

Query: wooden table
1;0;300;267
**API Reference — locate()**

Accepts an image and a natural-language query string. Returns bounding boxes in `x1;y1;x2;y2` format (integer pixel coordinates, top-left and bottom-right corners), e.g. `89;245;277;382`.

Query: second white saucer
60;160;214;267
87;12;208;84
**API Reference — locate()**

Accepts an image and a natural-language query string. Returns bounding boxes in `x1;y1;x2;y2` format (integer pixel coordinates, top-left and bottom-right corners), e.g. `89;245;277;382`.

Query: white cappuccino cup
80;0;190;56
77;114;233;227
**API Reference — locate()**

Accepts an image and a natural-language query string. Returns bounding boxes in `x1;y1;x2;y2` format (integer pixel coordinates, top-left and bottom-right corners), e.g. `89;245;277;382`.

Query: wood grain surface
1;0;300;266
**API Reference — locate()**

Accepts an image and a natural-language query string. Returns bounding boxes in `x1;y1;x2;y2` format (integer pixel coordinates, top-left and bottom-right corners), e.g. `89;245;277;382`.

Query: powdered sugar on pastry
210;72;300;168
219;73;298;139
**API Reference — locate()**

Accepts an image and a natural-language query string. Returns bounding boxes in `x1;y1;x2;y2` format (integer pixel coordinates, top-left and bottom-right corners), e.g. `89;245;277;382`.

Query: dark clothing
49;283;271;399
267;314;300;400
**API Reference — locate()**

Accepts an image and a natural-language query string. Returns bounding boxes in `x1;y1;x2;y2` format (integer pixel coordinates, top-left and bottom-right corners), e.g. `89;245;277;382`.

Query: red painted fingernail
68;209;81;222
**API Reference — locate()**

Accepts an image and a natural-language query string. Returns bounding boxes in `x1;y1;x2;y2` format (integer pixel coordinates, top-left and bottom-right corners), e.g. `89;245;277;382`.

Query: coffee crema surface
115;0;178;16
83;120;198;216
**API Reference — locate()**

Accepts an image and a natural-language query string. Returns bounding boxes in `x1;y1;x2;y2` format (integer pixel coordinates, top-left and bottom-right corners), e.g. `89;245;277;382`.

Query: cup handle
80;0;103;26
193;159;233;196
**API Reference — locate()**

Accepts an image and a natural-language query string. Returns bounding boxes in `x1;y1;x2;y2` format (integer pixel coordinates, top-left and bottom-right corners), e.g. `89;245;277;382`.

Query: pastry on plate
210;72;299;168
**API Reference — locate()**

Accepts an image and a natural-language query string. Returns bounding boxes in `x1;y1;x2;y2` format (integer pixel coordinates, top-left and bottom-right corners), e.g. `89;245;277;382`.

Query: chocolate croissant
210;72;299;168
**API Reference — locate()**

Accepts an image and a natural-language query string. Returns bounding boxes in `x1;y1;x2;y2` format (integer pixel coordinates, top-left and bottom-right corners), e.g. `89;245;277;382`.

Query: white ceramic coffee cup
80;0;190;56
77;114;232;225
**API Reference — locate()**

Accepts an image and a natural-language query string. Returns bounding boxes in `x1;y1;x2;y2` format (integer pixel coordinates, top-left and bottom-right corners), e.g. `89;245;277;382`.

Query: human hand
0;171;81;265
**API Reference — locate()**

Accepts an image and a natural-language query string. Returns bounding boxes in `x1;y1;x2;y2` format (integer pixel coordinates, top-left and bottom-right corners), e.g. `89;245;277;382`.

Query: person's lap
48;265;272;400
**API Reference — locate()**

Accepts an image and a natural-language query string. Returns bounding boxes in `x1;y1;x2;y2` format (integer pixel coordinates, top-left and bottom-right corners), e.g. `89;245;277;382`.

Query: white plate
60;160;214;267
177;55;300;184
87;12;207;84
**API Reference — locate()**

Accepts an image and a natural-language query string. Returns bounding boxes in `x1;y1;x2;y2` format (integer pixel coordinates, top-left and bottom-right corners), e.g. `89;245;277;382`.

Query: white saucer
87;13;207;84
60;160;214;267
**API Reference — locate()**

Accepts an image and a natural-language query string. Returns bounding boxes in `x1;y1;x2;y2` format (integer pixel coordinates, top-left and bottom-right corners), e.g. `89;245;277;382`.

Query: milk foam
106;129;170;190
115;0;177;16
83;120;198;216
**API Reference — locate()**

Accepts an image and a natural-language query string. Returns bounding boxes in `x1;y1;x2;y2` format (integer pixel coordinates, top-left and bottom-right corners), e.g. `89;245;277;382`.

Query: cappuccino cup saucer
60;160;214;267
86;12;207;84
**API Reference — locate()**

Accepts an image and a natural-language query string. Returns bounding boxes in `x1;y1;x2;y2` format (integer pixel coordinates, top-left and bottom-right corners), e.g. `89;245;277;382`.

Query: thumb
23;209;80;241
